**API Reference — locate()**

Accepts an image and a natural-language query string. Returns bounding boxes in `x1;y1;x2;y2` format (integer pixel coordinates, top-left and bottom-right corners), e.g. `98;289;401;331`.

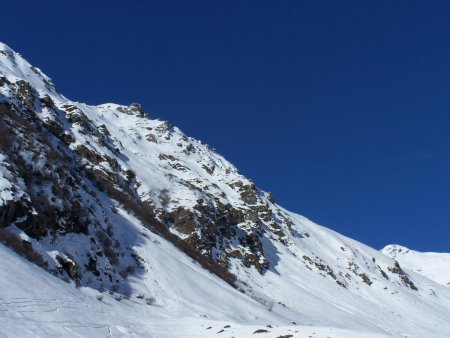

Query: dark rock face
229;181;258;204
39;94;54;108
0;82;141;291
15;80;38;112
156;187;285;272
115;103;147;118
168;207;198;235
56;255;80;283
0;198;29;229
388;261;418;291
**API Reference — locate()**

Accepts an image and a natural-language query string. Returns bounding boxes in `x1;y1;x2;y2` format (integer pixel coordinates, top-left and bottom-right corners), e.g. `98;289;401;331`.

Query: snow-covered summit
1;41;450;337
382;244;450;287
0;42;58;96
381;244;417;258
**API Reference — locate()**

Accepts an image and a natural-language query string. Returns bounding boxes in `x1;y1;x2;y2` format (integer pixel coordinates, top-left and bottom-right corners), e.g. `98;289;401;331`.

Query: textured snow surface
1;41;450;337
382;244;450;287
0;232;389;338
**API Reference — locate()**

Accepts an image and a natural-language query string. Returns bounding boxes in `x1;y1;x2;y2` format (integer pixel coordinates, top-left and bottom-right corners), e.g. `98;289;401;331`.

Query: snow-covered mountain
1;41;450;337
382;244;450;288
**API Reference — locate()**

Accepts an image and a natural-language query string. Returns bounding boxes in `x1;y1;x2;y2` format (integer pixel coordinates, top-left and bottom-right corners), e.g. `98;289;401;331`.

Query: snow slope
0;219;389;338
1;41;450;337
382;244;450;287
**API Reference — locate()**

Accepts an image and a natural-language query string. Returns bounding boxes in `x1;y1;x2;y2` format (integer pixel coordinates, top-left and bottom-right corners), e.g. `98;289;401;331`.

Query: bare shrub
104;246;118;265
119;268;128;279
0;229;48;269
119;264;135;279
145;296;156;305
122;288;132;299
0;109;15;150
127;263;136;272
97;230;112;247
110;283;119;293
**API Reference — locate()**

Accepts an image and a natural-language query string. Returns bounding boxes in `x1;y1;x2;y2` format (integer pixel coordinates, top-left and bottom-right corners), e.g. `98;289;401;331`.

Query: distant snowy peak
381;244;450;287
381;244;414;257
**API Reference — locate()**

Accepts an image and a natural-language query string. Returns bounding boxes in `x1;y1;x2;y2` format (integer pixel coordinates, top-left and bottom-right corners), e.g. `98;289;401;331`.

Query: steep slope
382;244;450;287
1;41;450;337
0;243;393;338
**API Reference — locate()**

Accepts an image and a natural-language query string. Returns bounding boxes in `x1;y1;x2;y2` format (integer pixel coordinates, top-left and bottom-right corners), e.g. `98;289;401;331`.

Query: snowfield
0;228;389;338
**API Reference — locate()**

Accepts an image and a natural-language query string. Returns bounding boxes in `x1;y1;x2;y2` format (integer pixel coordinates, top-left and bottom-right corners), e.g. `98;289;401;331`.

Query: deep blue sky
3;1;450;252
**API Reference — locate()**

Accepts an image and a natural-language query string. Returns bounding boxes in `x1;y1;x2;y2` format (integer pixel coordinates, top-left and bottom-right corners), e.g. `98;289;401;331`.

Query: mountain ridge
1;41;450;337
